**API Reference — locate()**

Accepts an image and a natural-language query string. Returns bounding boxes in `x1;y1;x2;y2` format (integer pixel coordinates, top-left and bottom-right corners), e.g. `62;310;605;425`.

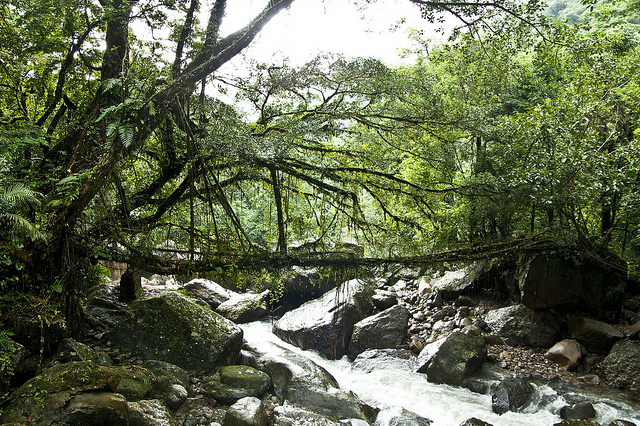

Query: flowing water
242;320;640;426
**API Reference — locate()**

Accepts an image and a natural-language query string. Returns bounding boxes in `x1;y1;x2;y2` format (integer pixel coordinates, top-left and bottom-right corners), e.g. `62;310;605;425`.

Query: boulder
83;288;131;331
278;266;338;311
459;419;494;426
273;278;375;359
225;396;268;426
518;254;626;322
108;292;243;372
568;316;624;354
1;361;122;424
415;331;486;386
203;365;271;405
352;349;413;373
216;290;270;324
273;403;343;425
491;377;535;414
142;359;190;389
248;341;377;422
376;406;433;425
545;339;582;371
55;337;112;366
559;402;597;420
128;399;178;426
372;289;398;310
112;365;155;401
62;391;130;425
347;304;409;359
432;262;487;301
484;304;560;347
600;339;640;396
182;278;232;309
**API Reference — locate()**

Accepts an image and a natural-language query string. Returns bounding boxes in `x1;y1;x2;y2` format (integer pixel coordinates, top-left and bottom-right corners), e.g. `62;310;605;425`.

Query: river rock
415;331;486;386
607;420;638;426
216;290;270;324
182;278;232;309
142;359;190;389
225;396;268;426
568;316;624;354
372;288;398;310
484;304;560;347
273;278;375;359
491;377;535;414
55;337;112;366
273;403;343;425
247;341;377;422
128;399;178;426
518;253;626;322
351;348;413;373
1;361;122;424
459;419;494;426
108;292;243;372
83;288;132;331
203;365;271;405
600;339;640;398
432;262;487;301
112;365;155;401
559;402;597;420
545;339;582;371
377;406;433;425
347;304;409;359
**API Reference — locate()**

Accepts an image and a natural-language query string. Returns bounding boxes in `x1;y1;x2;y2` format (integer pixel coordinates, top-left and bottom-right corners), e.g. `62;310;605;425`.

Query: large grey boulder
415;331;486;386
347;304;409;359
273;279;376;359
485;304;560;347
432;262;487;301
108;292;243;372
182;278;232;309
216;290;270;324
246;341;377;422
518;254;626;322
491;377;536;415
568;316;624;354
600;339;640;400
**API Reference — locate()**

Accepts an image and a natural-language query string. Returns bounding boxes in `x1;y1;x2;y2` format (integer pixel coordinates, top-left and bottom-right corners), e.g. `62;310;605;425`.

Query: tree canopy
1;0;639;331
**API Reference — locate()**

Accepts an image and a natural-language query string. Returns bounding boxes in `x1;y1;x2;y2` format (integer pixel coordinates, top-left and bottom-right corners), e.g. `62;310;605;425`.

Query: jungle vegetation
1;0;639;343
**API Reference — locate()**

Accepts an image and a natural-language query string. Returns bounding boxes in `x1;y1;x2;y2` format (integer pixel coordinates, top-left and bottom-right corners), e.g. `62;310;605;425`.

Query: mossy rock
2;361;122;424
203;365;270;405
108;292;243;372
112;365;155;401
143;359;190;389
55;337;112;366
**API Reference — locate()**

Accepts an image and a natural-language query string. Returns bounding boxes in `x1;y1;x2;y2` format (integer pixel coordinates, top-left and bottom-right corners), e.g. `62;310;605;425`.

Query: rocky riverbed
2;256;640;425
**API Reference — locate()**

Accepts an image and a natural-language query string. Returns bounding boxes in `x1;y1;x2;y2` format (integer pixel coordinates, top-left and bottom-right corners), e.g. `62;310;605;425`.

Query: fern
118;124;135;148
0;184;44;242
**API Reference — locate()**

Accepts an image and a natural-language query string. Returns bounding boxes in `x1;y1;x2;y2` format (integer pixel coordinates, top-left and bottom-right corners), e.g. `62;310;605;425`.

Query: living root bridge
124;237;624;277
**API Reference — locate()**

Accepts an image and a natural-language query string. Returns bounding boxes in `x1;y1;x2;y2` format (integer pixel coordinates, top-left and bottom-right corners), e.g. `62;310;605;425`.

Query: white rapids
242;320;640;426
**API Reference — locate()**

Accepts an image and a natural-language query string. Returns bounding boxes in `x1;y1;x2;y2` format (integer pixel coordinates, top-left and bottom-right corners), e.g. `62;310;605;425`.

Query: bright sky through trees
219;0;441;66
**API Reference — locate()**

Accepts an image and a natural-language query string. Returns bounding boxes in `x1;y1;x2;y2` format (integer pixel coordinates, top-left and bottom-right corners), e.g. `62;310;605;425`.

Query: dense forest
1;0;639;356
